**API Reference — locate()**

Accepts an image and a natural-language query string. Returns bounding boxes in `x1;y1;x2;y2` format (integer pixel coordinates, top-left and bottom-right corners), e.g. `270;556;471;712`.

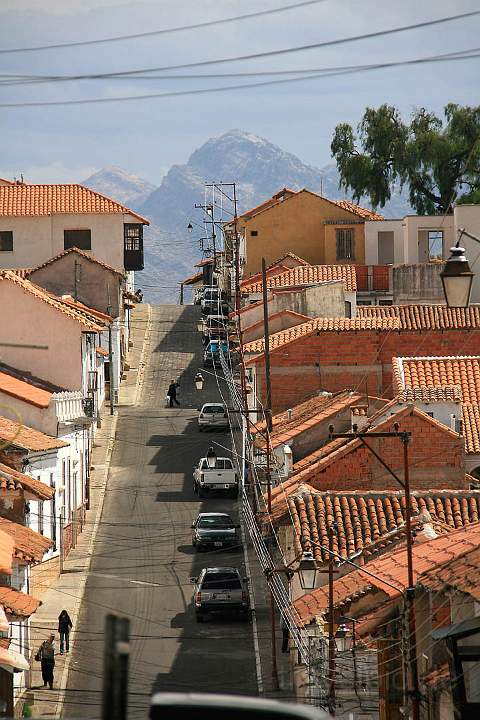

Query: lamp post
440;228;480;307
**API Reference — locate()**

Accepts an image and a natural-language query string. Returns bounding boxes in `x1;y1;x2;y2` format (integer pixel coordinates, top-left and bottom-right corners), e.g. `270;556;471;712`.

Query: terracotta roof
0;462;54;501
281;488;480;564
241;264;357;295
50;294;112;325
0;586;40;618
242;310;311;334
422;664;450;687
244;315;398;355
293;522;480;626
29;247;125;277
8;268;31;279
0;517;52;563
232;188;297;223
0;529;14;576
332;199;383;220
358;304;480;330
0;371;53;409
393;356;480;454
183;271;203;285
194;257;215;268
0;272;103;331
420;543;480;601
96;346;109;357
0;416;69;452
256;391;362;450
0;183;149;224
240;253;310;289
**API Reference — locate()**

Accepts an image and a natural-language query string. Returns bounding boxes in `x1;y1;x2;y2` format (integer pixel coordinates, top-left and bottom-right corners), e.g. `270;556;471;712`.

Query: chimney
350;404;369;431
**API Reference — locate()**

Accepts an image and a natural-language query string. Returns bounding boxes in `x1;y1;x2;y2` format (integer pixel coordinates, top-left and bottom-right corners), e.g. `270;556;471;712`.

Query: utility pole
261;257;273;430
329;425;419;720
73;260;80;302
328;526;336;715
179;282;184;305
102;614;130;720
107;284;114;416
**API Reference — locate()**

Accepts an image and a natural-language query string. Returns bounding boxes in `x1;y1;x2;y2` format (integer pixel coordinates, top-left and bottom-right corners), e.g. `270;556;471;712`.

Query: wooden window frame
64;229;92;251
336;228;355;261
0;231;13;252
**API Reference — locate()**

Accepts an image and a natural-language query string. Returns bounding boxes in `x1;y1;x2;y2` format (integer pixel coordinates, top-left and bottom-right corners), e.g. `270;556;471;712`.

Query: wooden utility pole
261;258;273;431
328;526;336;715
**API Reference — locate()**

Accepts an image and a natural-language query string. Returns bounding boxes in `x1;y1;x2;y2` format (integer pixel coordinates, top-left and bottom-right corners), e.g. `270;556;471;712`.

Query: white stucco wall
364;219;404;265
0;212;140;272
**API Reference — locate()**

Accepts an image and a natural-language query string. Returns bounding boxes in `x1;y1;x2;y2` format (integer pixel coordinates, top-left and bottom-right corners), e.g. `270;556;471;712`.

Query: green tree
331;103;480;215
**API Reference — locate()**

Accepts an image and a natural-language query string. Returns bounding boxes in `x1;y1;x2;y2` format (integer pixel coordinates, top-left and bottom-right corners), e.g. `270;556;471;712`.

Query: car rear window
202;406;225;414
200;458;233;470
202;573;241;590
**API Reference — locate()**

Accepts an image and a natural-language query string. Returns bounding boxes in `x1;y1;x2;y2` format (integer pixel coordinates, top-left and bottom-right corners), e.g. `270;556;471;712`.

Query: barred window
336;228;354;260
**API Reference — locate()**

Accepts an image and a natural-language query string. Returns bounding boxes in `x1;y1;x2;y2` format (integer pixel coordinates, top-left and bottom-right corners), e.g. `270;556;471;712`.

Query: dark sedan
191;513;240;552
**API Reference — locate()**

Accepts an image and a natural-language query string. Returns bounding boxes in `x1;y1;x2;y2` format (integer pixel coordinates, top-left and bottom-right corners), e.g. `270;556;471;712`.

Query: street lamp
335;622;353;653
440;241;474;307
206;447;217;469
297;550;319;590
194;372;204;391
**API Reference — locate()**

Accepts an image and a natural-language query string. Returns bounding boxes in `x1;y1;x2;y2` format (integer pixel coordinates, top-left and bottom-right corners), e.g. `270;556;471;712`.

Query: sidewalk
27;303;151;718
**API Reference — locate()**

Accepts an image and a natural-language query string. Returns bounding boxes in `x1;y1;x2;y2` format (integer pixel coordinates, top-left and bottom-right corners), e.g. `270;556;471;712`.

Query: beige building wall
240;192;369;276
0;281;84;389
0;211;140;271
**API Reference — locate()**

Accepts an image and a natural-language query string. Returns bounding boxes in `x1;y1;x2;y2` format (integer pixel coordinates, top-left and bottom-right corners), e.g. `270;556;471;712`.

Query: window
379;300;393;306
345;301;352;318
124;224;143;251
428;230;443;260
0;231;13;251
357;300;372;306
336;228;354;260
250;230;258;237
64;229;91;251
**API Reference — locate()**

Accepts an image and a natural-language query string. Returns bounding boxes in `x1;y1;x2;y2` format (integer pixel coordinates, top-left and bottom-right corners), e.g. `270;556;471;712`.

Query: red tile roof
240;253;310;289
183;271;203;285
0;529;14;576
0;517;52;563
242;310;311;334
256;391;362;450
0;462;54;501
29;246;125;277
0;416;69;452
422;664;450;687
241;264;357;295
96;346;109;357
50;294;112;325
420;543;480;601
280;488;480;564
244;315;398;355
393;356;480;453
293;522;480;626
0;586;40;618
0;183;149;224
194;257;215;268
358;304;480;331
0;371;53;409
332;199;383;220
0;272;103;331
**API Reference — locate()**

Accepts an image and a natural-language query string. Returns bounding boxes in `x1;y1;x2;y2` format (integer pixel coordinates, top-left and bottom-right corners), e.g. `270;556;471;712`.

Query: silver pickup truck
193;457;239;498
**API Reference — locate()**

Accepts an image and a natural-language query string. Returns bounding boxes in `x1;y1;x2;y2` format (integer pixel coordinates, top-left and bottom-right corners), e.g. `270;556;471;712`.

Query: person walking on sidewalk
58;609;73;655
36;634;56;689
167;380;180;407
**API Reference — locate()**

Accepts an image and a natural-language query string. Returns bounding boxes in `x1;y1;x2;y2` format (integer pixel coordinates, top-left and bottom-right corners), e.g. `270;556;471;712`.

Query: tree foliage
331;103;480;215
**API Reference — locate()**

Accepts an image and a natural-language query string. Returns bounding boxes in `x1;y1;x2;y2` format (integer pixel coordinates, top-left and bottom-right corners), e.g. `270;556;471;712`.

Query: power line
0;0;330;55
2;47;480;108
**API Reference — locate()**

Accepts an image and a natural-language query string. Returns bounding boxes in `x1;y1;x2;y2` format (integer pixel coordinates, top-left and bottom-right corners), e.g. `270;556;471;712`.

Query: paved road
65;305;258;719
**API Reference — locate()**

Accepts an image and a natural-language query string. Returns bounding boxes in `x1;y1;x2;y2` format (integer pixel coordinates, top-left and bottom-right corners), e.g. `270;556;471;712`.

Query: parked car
191;512;240;551
198;403;229;431
203;339;229;367
193;456;238;497
191;567;249;622
202;315;228;344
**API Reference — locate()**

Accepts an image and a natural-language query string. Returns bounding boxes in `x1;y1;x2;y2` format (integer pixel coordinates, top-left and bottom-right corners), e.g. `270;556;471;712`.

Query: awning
0;646;29;673
0;605;8;632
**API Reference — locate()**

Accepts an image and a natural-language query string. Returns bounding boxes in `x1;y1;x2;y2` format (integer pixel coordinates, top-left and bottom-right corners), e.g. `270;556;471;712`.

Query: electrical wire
0;0;331;55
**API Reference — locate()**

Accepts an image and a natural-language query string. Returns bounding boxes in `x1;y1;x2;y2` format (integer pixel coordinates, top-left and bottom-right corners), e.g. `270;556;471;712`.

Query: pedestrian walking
35;634;56;689
58;609;72;655
167;380;180;407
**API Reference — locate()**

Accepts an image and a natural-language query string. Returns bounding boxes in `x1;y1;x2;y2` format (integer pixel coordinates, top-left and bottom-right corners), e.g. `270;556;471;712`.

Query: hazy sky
1;0;479;185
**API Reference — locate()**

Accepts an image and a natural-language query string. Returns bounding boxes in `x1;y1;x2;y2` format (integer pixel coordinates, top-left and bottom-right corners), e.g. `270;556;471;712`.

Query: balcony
356;265;390;292
53;391;92;424
124;224;144;271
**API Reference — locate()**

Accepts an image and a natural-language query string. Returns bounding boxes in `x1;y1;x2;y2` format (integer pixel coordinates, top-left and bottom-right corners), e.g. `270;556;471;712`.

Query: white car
198;403;229;431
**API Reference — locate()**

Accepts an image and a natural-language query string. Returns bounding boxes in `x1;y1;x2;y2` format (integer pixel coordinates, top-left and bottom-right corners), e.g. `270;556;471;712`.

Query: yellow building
225;188;383;278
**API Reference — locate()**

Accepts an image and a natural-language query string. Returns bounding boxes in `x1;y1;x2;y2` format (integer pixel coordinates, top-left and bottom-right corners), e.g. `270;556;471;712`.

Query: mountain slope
83;130;413;302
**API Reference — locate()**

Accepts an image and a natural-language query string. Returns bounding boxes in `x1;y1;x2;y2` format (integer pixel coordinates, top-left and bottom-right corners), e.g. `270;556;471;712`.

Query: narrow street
65;305;258;718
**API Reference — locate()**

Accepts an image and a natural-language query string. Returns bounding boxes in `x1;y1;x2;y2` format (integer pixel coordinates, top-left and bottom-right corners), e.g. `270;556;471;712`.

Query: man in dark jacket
167;380;180;407
37;634;55;689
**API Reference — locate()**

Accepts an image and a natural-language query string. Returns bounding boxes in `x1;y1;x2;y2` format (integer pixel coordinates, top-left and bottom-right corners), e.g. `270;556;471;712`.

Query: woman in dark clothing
167;380;180;407
58;610;73;655
37;634;55;688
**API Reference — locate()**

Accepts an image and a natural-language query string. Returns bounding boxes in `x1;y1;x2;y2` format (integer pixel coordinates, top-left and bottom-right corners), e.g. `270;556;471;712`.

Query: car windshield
202;573;241;590
198;517;232;529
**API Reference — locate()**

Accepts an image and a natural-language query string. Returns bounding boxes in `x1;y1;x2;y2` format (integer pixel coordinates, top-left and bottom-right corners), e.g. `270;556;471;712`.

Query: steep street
65;305;258;718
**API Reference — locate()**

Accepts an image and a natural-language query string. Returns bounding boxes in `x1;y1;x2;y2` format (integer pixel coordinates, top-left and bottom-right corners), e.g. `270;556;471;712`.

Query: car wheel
196;614;204;623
